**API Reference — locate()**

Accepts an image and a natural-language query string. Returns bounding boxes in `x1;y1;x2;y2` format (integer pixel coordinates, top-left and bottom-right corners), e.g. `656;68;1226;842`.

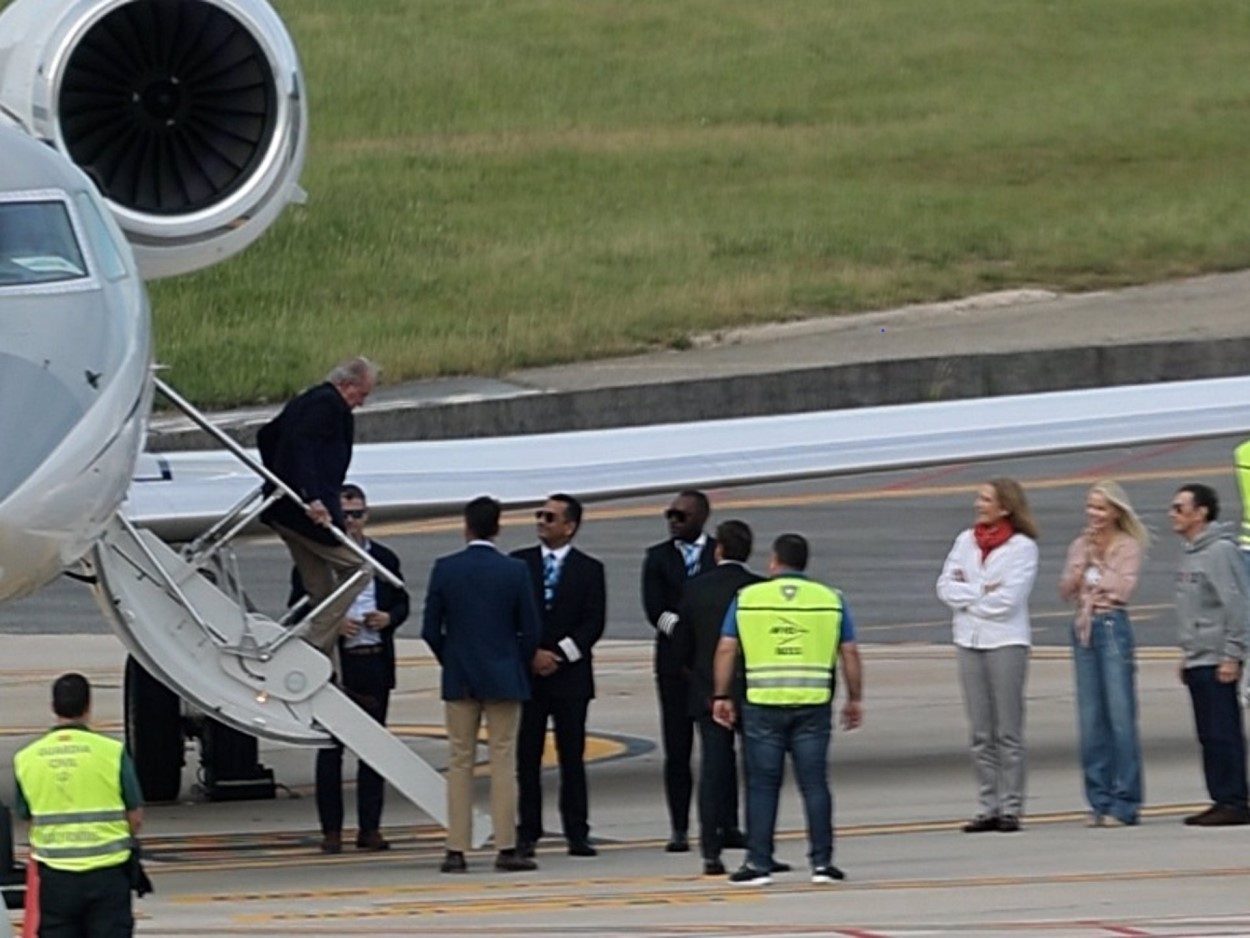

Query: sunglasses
665;509;689;522
343;509;366;519
535;510;561;523
1167;503;1186;513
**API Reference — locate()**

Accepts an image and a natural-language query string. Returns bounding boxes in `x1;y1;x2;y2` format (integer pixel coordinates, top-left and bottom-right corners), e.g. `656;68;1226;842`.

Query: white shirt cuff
558;637;582;663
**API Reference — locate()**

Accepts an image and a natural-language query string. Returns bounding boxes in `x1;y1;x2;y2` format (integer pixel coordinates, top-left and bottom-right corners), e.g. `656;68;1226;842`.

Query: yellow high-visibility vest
14;727;131;872
1236;440;1250;551
736;577;841;706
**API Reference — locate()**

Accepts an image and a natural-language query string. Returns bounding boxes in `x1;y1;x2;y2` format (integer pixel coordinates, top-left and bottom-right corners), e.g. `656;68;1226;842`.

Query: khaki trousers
273;523;367;660
444;698;521;852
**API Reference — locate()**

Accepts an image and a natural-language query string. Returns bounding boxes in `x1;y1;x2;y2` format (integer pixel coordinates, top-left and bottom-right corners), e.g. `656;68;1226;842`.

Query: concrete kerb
148;336;1250;451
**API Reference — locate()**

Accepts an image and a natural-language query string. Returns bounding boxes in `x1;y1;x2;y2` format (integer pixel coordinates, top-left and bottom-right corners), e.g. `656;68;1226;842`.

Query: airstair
87;377;490;846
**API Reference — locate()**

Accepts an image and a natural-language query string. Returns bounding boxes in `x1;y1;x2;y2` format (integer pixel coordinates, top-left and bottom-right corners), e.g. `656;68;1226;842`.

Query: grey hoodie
1175;522;1250;667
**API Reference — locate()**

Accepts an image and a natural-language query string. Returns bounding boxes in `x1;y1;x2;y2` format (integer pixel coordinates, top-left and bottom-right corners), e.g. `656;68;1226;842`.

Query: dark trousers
696;714;741;860
38;862;133;938
516;695;591;843
656;674;694;835
316;650;391;834
1185;665;1250;808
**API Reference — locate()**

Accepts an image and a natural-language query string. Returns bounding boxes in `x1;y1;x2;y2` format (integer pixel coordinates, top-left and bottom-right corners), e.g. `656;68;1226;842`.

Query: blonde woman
936;478;1040;833
1059;480;1149;827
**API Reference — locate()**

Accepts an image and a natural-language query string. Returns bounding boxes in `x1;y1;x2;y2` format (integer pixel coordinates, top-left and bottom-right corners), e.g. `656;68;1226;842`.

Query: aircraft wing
129;374;1250;541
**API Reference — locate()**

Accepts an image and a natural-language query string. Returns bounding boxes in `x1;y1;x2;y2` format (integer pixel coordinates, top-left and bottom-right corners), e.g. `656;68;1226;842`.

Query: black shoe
1184;805;1219;826
721;829;747;849
962;815;999;833
997;815;1022;833
728;864;772;886
1189;804;1250;827
567;840;598;857
440;850;467;873
516;840;536;859
770;860;792;873
811;865;846;884
319;832;342;855
703;858;726;876
495;849;538;872
665;832;690;853
355;831;390;852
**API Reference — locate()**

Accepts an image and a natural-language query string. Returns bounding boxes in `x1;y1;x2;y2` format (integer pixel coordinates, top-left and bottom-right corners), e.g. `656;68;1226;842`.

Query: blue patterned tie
678;541;701;577
543;552;560;608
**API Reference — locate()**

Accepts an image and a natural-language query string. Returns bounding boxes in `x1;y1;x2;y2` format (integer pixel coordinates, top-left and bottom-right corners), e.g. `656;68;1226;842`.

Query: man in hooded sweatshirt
1170;482;1250;826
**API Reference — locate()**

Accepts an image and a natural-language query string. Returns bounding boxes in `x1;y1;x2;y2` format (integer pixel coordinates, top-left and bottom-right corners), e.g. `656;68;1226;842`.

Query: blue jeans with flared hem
742;701;833;872
1072;608;1143;823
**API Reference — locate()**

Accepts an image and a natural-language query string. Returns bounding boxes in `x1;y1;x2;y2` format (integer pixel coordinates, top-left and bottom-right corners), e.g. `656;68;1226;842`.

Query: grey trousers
957;644;1029;818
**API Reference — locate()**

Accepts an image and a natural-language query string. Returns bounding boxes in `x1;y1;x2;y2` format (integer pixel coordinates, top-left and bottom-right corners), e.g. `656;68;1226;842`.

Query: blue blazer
422;543;542;701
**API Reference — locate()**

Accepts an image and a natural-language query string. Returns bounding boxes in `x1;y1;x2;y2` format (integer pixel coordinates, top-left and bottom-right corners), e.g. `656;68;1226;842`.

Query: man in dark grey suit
674;519;762;874
422;496;542;874
512;494;606;858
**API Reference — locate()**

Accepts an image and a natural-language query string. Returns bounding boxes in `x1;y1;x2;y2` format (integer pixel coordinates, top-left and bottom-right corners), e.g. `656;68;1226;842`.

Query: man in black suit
674;519;761;874
641;489;717;852
259;356;377;658
512;494;606;858
291;485;409;855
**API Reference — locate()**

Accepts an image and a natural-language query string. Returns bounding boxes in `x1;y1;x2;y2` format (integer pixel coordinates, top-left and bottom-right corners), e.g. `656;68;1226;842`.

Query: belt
343;644;385;656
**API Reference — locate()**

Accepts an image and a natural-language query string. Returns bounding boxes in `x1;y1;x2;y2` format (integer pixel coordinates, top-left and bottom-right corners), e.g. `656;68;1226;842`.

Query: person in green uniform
13;673;144;937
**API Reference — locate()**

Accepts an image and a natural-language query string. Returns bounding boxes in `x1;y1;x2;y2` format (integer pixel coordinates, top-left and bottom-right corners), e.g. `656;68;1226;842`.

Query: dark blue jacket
258;382;354;545
422;543;542;701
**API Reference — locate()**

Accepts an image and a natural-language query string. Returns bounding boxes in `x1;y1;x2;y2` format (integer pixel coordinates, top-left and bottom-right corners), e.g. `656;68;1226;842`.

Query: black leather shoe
665;832;690;853
962;815;999;833
319;832;342;855
1184;805;1219;826
567;840;598;857
495;849;538;872
721;829;747;849
516;840;536;859
997;815;1022;833
355;831;390;852
440;850;467;873
703;858;726;876
1189;804;1250;826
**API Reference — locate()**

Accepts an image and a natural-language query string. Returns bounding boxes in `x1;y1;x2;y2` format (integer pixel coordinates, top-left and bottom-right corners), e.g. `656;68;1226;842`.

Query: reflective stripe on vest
1236;440;1250;549
736;578;842;706
14;728;131;872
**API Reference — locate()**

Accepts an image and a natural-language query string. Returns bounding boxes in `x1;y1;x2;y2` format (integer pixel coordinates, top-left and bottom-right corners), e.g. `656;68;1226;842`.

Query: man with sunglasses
642;490;717;852
1170;483;1250;826
511;494;606;859
291;484;409;854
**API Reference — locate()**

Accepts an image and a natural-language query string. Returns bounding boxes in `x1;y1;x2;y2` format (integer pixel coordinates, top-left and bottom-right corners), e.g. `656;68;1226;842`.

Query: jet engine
0;0;307;279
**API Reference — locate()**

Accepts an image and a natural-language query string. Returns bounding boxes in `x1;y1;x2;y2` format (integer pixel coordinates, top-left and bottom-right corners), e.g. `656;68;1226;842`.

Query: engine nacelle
0;0;307;280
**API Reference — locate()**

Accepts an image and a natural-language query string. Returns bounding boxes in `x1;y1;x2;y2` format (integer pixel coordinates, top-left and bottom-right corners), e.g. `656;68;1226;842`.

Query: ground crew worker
13;673;144;936
712;533;863;887
1235;441;1250;706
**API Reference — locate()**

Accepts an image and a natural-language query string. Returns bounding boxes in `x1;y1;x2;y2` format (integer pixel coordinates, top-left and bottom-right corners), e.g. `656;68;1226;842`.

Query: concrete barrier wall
148;337;1250;451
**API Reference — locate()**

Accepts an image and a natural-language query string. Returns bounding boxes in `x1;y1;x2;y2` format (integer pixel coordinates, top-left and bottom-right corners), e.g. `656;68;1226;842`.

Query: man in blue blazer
423;496;542;873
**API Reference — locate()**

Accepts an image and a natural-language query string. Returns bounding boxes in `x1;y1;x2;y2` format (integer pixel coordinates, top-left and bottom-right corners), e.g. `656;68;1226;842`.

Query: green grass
19;0;1250;403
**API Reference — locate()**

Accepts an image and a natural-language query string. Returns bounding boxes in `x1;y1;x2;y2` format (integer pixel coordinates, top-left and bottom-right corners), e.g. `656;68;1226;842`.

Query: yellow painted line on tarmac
366;462;1229;537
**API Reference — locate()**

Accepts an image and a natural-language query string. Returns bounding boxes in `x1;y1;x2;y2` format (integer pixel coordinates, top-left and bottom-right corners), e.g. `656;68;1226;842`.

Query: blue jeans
1072;609;1142;823
742;702;832;871
1185;665;1249;808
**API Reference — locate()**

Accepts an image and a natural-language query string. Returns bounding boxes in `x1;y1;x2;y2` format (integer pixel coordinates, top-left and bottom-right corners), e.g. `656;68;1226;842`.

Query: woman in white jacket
936;478;1040;833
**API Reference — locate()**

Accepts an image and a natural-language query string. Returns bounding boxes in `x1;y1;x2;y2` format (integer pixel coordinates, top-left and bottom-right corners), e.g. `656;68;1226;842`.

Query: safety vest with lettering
735;578;842;706
14;728;131;872
1236;440;1250;551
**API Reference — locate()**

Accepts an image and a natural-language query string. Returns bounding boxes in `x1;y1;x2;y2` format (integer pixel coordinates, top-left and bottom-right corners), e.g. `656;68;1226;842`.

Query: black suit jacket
673;562;764;716
289;539;409;688
511;545;607;700
641;536;717;677
259;382;354;545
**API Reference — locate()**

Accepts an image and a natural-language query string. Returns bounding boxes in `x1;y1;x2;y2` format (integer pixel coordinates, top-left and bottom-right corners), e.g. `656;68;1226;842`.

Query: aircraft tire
124;656;184;803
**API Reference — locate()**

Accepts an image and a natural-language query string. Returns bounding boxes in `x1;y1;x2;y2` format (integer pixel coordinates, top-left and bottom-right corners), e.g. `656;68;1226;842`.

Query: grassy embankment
102;2;1250;402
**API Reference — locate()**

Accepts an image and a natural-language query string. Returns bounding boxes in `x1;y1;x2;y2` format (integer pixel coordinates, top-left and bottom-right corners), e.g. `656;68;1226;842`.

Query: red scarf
973;520;1014;560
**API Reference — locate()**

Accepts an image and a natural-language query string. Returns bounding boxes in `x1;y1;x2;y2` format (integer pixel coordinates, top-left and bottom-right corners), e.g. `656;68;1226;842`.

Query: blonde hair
988;477;1040;540
1089;479;1151;547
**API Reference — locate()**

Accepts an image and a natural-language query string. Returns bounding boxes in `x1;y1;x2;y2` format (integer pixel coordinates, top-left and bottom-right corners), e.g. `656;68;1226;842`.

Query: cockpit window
0;200;88;286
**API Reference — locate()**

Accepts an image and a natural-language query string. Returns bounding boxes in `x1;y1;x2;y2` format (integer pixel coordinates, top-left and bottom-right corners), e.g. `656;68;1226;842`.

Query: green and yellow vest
736;577;842;705
1236;440;1250;551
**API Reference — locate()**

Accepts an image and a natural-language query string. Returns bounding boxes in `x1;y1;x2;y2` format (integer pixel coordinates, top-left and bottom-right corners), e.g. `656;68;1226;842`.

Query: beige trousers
444;699;521;853
273;523;367;660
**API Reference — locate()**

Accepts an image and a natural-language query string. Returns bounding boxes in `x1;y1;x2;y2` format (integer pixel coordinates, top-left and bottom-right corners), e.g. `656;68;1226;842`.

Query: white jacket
936;529;1039;649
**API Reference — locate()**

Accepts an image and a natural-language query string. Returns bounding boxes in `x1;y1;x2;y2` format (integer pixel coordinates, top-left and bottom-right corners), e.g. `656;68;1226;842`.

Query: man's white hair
327;356;379;386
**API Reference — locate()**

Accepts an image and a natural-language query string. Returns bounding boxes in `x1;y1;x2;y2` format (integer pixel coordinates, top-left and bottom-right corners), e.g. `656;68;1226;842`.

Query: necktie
543;552;560;608
678;541;701;577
